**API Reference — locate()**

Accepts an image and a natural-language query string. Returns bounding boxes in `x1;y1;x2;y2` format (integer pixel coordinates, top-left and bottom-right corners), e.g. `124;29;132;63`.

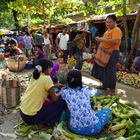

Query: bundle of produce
0;69;30;95
14;120;110;140
0;70;20;108
82;61;93;73
67;57;76;69
14;119;53;139
56;58;63;64
0;69;29;87
117;71;140;88
83;52;93;60
90;95;140;139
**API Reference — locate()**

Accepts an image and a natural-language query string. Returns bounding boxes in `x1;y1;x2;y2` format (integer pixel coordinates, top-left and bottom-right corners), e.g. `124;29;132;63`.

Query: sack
1;79;20;108
95;46;112;67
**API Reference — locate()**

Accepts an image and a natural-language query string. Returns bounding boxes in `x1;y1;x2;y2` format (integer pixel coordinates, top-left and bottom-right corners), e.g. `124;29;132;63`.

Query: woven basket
6;58;26;72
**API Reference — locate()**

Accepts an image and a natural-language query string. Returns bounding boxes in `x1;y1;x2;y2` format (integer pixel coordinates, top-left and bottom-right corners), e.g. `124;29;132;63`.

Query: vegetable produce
90;95;140;139
82;61;93;73
117;71;140;88
0;69;30;94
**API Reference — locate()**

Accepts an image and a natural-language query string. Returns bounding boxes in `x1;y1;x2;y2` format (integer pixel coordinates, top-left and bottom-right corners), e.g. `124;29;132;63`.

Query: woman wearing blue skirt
60;69;112;135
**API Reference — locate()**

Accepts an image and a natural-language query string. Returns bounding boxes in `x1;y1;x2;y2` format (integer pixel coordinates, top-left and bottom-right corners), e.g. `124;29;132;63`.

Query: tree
83;0;140;68
5;0;84;29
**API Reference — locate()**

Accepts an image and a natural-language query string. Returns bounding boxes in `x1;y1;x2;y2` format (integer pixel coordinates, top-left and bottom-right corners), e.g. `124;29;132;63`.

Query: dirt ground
0;68;140;140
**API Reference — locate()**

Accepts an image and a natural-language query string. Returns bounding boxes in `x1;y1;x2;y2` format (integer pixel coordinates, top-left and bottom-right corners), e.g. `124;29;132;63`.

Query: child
33;45;45;66
5;40;22;57
20;58;65;128
131;56;140;74
50;61;60;83
60;69;112;135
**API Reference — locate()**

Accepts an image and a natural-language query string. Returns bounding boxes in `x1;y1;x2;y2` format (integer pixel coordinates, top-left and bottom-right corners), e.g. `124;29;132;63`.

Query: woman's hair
9;39;16;46
106;14;117;22
67;69;82;89
25;31;30;36
36;45;43;51
33;58;53;80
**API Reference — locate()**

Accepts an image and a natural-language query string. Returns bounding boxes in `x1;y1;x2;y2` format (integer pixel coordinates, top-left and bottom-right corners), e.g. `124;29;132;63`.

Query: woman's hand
55;83;64;89
95;37;102;42
93;48;97;54
48;87;60;102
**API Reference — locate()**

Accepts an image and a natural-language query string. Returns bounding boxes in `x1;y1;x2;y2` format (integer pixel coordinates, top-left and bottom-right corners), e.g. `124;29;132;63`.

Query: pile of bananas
117;71;140;88
67;57;76;69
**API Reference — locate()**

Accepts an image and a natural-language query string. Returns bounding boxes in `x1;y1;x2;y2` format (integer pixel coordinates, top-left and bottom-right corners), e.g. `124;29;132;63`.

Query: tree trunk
27;13;31;30
126;6;140;69
123;0;129;54
12;9;19;30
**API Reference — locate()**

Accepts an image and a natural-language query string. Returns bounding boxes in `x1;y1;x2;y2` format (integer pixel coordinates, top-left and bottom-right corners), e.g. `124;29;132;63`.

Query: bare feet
107;88;116;96
96;85;107;90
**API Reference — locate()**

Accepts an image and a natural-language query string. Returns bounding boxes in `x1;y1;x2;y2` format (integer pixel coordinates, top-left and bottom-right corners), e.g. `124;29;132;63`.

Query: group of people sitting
20;58;112;135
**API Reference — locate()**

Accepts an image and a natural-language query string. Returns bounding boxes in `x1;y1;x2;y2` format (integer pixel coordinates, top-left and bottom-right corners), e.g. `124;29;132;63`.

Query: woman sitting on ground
60;69;112;135
33;45;45;66
5;40;22;57
20;58;66;128
131;56;140;74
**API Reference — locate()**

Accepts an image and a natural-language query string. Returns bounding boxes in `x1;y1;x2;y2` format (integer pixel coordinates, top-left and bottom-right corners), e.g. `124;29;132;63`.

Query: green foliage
1;0;140;29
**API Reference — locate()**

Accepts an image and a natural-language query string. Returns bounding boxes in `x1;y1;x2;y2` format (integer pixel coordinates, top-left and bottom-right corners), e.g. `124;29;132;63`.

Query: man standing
74;30;88;70
55;27;69;64
23;31;33;57
43;29;53;59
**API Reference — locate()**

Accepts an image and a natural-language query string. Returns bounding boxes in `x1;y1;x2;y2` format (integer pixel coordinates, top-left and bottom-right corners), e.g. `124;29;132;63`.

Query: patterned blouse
61;87;99;133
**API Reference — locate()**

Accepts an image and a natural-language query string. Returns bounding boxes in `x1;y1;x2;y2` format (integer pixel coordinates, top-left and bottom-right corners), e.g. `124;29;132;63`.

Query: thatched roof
67;11;137;24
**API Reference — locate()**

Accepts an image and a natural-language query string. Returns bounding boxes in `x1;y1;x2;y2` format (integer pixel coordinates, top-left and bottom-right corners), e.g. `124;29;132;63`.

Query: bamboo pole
126;6;140;69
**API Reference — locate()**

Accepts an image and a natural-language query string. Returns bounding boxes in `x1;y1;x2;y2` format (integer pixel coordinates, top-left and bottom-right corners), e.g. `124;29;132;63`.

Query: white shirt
44;34;50;45
57;33;69;50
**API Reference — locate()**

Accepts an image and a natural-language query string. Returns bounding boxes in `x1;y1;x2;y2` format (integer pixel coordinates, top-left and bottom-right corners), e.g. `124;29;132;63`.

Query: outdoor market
0;0;140;140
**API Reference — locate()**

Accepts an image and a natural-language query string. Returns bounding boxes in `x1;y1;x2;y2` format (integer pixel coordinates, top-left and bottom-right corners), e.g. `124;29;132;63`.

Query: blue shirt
90;26;97;40
61;87;99;133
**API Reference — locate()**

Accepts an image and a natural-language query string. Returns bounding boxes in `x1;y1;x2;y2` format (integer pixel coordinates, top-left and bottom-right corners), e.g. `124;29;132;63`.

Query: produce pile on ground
82;61;93;73
117;71;140;88
10;95;140;140
67;57;93;72
67;57;76;69
91;96;140;139
0;69;30;94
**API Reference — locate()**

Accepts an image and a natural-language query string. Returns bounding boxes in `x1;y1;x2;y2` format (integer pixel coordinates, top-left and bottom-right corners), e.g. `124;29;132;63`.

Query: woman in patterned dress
60;69;112;135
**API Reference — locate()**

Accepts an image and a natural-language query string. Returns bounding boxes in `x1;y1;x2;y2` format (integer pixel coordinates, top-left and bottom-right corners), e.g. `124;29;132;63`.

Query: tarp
0;29;12;35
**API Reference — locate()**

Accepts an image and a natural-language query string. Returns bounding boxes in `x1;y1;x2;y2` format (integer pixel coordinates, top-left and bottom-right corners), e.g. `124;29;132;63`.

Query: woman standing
92;15;122;93
43;29;53;59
